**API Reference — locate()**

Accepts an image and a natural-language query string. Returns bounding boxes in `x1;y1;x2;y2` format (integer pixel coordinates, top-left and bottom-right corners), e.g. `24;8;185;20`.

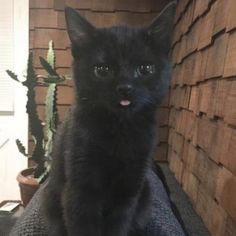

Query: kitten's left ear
65;6;96;45
147;1;176;52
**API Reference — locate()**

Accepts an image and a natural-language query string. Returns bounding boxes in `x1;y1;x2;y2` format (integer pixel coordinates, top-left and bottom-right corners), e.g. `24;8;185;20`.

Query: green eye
94;64;112;78
135;64;156;77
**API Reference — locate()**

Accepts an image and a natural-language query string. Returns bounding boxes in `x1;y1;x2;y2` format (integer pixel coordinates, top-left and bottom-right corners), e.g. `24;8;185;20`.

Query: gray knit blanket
10;170;185;236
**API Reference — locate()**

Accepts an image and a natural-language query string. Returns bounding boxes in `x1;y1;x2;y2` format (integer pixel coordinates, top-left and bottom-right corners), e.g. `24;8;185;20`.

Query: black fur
42;3;176;236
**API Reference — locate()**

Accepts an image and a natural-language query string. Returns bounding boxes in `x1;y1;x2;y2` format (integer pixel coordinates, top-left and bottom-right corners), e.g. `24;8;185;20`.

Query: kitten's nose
116;84;133;96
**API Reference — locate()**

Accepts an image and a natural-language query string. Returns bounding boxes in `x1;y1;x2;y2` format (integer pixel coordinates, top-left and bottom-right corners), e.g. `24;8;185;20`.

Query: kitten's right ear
147;1;176;53
65;6;95;45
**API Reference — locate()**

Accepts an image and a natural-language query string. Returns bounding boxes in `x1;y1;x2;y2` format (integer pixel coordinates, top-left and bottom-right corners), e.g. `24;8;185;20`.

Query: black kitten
42;2;175;236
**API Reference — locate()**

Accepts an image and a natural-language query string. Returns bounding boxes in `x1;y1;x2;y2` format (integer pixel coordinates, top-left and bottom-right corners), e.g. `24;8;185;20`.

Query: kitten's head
65;2;176;115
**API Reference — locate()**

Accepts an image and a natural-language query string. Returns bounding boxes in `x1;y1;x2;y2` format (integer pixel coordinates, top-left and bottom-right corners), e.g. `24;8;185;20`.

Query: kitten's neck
75;102;157;129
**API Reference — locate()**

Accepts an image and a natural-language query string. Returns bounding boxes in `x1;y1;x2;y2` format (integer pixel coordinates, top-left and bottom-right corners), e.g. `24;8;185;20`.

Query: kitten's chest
72;112;155;197
74;109;155;169
92;119;154;162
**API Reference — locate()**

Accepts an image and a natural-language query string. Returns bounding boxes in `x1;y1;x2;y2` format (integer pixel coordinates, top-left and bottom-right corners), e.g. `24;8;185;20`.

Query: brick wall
169;0;236;235
29;0;171;158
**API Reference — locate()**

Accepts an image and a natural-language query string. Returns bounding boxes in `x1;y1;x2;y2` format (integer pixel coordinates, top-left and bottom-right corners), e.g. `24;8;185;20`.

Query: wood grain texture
169;0;236;233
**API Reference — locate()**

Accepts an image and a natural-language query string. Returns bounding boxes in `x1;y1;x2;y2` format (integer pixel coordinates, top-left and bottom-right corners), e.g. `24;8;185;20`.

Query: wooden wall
29;0;171;159
169;0;236;235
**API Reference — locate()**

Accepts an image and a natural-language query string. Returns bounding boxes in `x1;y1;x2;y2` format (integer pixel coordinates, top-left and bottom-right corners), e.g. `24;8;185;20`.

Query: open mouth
119;100;131;106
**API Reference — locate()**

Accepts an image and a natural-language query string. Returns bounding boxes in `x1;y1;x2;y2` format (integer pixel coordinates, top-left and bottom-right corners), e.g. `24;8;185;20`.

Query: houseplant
6;41;68;206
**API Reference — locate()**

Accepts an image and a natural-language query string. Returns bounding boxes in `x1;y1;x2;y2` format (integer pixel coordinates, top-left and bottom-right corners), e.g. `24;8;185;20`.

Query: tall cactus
6;52;45;170
38;41;65;182
6;41;66;182
41;41;59;161
25;53;45;167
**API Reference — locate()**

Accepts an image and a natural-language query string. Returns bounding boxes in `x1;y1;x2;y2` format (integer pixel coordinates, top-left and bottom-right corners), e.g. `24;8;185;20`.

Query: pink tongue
120;100;131;106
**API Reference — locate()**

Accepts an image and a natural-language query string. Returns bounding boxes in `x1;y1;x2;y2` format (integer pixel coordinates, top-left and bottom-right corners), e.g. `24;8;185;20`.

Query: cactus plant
6;41;67;183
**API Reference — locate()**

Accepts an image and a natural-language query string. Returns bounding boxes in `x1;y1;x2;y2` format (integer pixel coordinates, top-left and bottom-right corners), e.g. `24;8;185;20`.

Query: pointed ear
147;1;176;52
65;6;96;45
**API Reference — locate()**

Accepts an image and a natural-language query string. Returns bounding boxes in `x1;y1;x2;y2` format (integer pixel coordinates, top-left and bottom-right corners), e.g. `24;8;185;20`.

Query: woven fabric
10;183;47;236
10;170;185;236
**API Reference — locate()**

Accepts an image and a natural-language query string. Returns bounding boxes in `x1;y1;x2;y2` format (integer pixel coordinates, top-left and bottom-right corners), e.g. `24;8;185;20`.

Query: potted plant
6;41;68;206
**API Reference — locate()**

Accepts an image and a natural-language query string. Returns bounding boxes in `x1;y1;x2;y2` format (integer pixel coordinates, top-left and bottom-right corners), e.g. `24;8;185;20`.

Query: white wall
0;0;29;201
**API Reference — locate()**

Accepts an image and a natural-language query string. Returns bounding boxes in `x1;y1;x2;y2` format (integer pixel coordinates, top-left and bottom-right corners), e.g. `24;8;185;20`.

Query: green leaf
43;75;65;84
39;57;58;76
23;52;37;87
16;139;29;157
6;70;20;82
47;40;55;69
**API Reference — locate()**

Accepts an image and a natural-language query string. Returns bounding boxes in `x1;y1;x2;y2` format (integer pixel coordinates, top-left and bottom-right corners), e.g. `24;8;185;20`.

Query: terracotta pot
16;167;39;207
